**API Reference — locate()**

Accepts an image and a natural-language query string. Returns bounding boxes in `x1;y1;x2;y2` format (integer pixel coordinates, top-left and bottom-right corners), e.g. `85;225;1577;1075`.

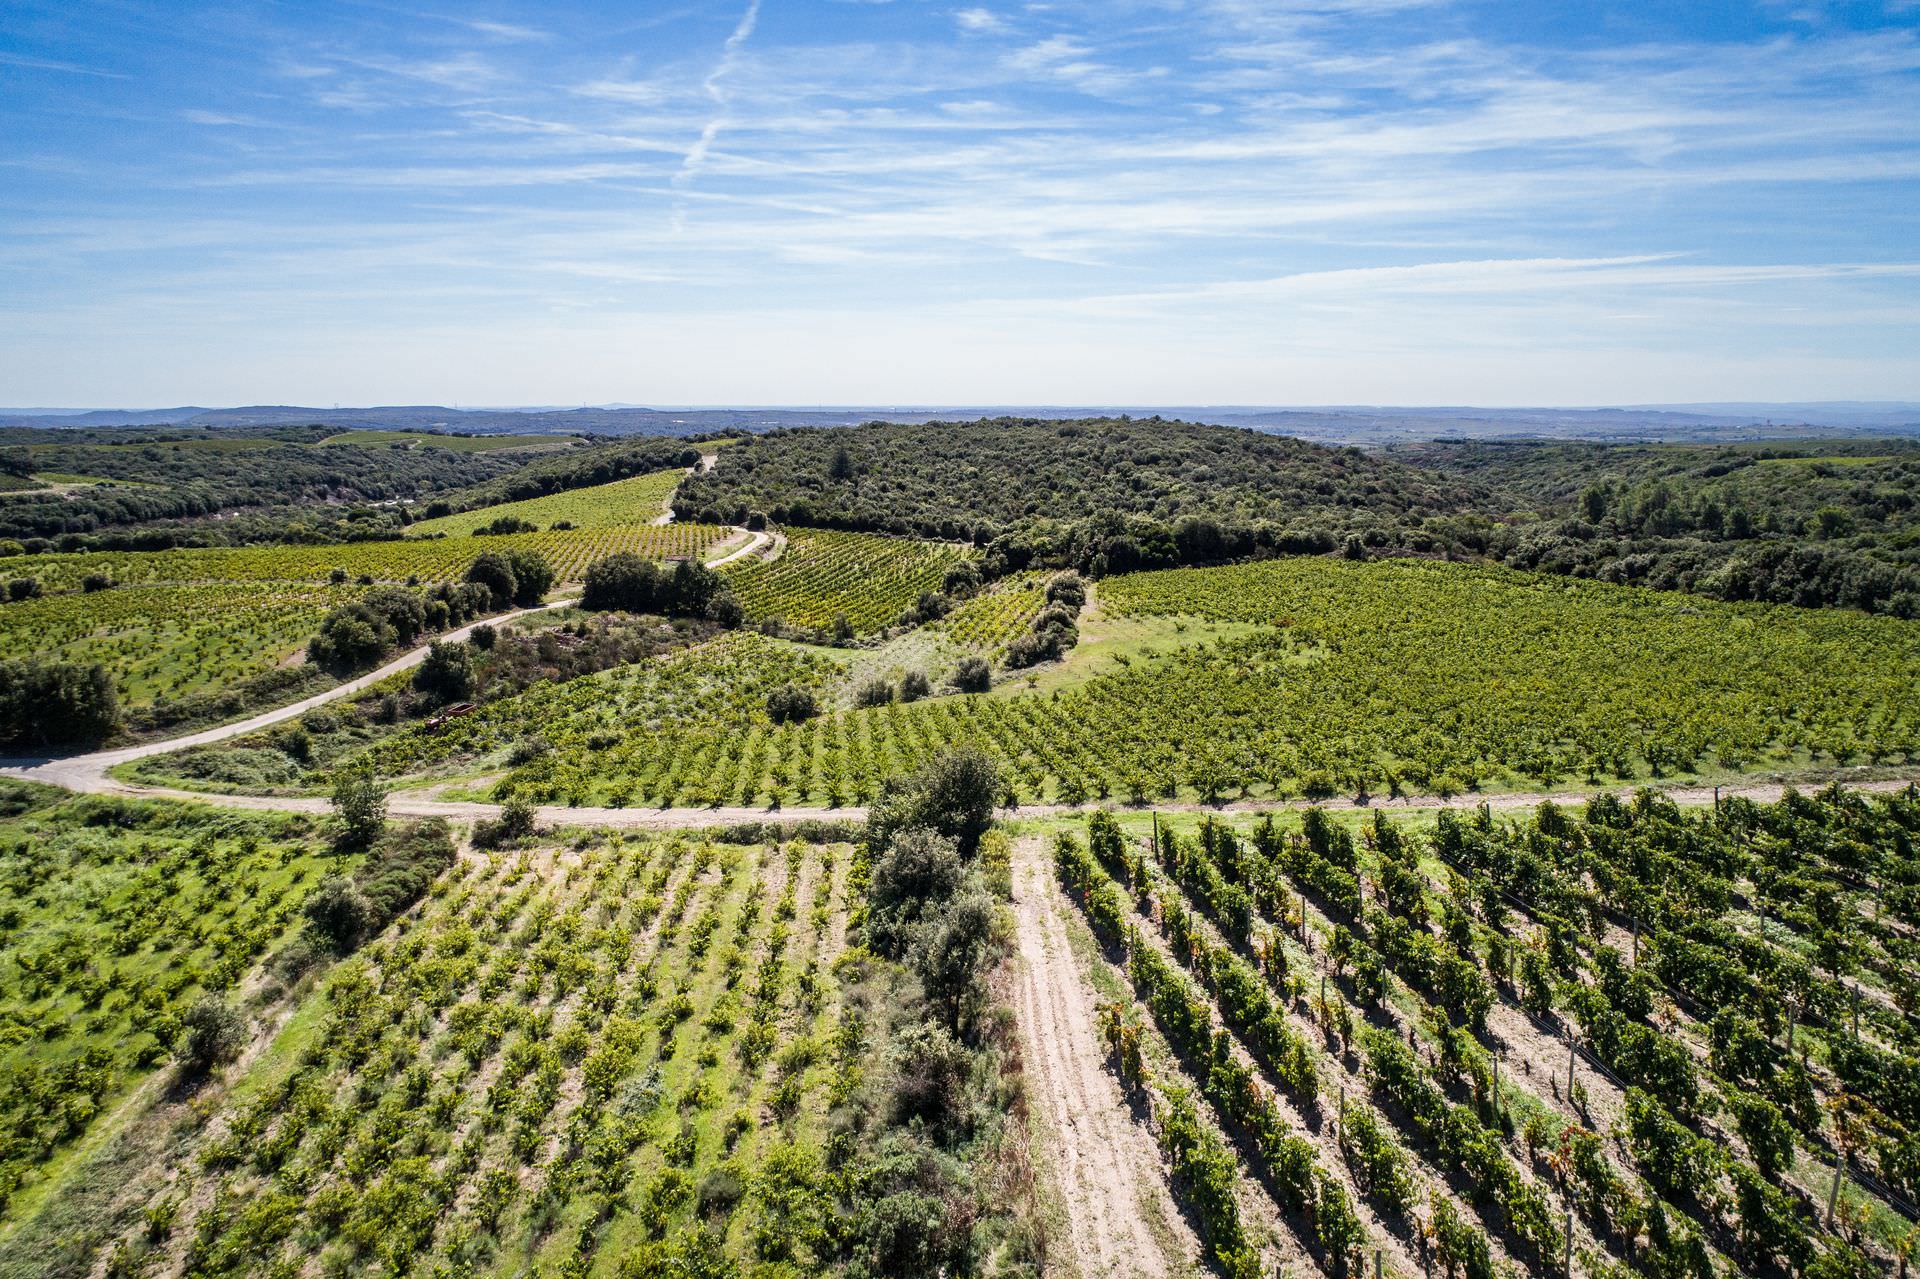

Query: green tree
330;761;387;852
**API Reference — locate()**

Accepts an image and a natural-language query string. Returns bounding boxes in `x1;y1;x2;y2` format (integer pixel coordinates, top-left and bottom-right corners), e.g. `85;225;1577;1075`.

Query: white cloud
955;8;1004;32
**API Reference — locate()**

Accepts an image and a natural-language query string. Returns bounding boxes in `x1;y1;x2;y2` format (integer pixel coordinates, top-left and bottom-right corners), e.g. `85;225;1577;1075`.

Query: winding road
0;515;788;813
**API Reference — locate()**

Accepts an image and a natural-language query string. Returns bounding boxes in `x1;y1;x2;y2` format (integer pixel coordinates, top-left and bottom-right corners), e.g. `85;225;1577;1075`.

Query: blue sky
2;1;1917;406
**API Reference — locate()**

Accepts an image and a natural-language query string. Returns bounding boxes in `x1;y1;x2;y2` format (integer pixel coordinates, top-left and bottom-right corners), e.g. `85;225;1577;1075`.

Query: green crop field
0;582;355;706
0;525;730;715
0;791;340;1225
2;523;729;594
408;469;687;536
1051;783;1918;1279
723;529;973;635
342;556;1919;809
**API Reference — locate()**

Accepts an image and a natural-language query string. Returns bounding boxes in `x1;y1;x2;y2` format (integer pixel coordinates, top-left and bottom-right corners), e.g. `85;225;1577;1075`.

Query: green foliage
175;996;245;1075
676;417;1482;554
0;658;118;747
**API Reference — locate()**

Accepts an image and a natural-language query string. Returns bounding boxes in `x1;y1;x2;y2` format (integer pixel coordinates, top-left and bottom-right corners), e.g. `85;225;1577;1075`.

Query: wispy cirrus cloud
2;0;1916;403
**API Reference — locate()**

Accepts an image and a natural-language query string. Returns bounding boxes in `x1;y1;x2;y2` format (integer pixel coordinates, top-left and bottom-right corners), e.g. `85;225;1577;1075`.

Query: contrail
674;0;760;191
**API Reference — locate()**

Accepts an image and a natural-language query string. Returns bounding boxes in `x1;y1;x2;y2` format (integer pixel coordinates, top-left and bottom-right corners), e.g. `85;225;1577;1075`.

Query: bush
466;552;519;610
504;549;554;605
475;793;538;848
176;997;245;1075
303;874;373;952
854;678;894;708
708;590;744;629
6;577;40;602
899;670;931;703
330;761;387;852
766;684;818;724
468;622;497;650
1045;570;1087;608
953;656;991;693
81;573;112;593
867;829;966;957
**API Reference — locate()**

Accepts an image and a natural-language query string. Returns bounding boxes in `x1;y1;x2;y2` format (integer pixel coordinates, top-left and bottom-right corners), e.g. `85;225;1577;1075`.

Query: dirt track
1011;836;1195;1279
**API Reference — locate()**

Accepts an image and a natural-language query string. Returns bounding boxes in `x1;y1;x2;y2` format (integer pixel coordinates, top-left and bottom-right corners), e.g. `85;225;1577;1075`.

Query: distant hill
672;415;1492;552
3;402;1915;443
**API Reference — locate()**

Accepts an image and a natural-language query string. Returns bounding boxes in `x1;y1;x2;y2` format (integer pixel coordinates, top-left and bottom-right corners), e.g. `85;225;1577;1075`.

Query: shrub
899;670;931;702
854;678;894;708
766;684;818;724
176;997;245;1075
329;761;387;852
466;552;519;610
953;656;991;693
468;622;497;650
0;658;119;748
303;874;373;952
81;573;112;593
6;577;40;601
866;747;1002;857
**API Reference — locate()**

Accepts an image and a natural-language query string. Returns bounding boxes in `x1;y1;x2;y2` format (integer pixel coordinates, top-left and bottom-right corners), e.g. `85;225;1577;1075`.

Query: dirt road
1011;836;1196;1279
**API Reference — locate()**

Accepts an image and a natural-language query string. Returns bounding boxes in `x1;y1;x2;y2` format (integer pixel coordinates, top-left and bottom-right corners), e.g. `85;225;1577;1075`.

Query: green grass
986;600;1266;699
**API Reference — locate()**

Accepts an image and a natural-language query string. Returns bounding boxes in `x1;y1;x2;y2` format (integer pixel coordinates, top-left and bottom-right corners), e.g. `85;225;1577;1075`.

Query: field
723;528;973;635
407;469;687;536
2;524;730;594
0;523;730;716
319;431;578;453
0;790;339;1226
344;556;1919;809
0;785;1033;1279
98;833;859;1277
1044;783;1918;1277
0;582;354;706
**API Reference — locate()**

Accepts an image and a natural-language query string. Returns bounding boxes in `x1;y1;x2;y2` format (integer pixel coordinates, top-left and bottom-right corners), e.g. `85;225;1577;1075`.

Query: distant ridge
1;402;1915;443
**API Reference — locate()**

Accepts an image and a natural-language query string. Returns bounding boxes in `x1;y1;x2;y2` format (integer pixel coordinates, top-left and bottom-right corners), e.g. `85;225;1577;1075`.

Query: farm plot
937;572;1047;656
1050;788;1916;1279
65;824;1018;1279
361;631;849;795
0;791;339;1224
407;469;688;537
1;523;728;594
376;557;1919;808
722;528;973;635
0;581;355;706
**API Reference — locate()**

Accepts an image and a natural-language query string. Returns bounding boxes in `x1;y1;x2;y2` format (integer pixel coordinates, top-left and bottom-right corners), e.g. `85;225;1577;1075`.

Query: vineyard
1048;784;1917;1278
367;556;1920;808
0;581;355;706
362;631;848;788
406;469;688;537
0;523;730;593
935;573;1047;656
721;529;973;634
63;831;858;1277
0;790;339;1225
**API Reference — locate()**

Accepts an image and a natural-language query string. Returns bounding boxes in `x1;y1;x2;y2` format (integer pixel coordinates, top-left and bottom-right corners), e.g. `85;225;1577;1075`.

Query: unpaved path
1011;837;1196;1279
0;521;789;798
